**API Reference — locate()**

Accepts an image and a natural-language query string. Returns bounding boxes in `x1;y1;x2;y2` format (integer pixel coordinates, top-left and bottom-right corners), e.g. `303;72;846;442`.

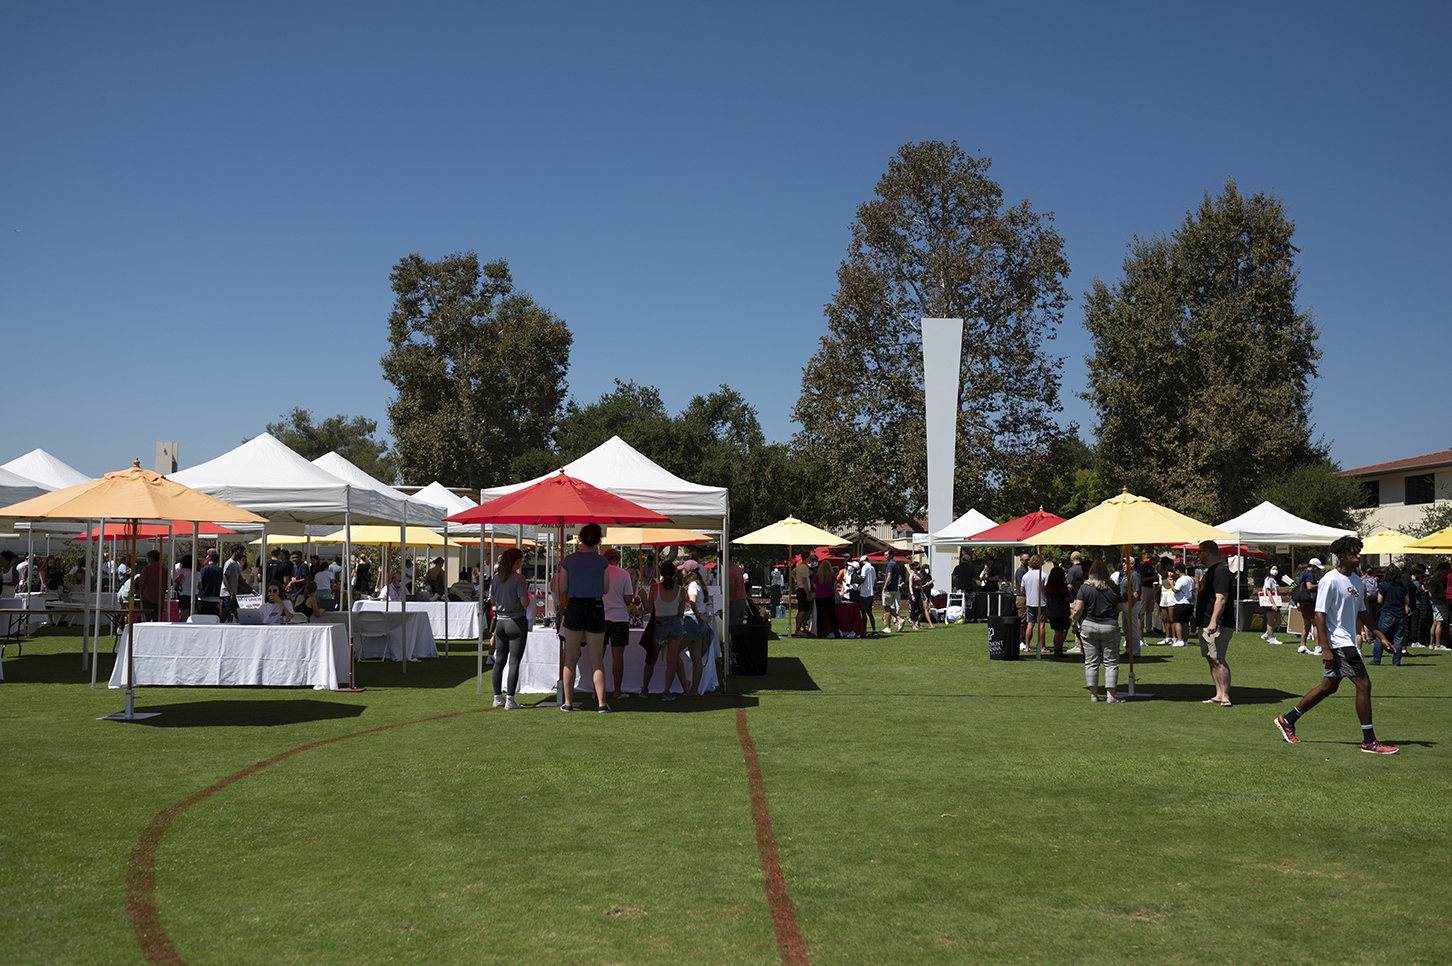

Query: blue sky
2;1;1447;482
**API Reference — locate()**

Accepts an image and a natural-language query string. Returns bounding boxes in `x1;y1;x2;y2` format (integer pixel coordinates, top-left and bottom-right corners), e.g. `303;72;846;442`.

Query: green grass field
3;621;1448;966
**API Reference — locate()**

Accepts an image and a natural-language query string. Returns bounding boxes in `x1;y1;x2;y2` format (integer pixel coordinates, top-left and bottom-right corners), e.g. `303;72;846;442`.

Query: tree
1083;179;1322;523
793;141;1071;529
259;409;396;483
381;252;572;489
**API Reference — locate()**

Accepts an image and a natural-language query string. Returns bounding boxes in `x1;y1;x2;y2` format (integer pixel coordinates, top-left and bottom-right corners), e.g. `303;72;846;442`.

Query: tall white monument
921;318;963;593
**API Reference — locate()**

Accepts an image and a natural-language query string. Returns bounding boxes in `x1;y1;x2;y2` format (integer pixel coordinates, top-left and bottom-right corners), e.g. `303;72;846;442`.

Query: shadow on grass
733;656;820;692
1134;682;1299;705
349;654;491;689
120;699;368;727
516;693;759;713
3;650;117;684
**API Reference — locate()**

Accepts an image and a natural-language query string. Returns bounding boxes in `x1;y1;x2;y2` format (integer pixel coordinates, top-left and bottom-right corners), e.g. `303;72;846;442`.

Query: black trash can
988;615;1021;660
730;624;769;675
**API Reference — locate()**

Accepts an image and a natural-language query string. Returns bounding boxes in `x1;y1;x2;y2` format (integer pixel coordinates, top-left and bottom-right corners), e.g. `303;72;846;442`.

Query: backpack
1291;570;1313;604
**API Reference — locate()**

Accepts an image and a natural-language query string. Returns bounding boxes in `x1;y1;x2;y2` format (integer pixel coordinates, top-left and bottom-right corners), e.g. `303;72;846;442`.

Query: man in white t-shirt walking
1274;535;1398;754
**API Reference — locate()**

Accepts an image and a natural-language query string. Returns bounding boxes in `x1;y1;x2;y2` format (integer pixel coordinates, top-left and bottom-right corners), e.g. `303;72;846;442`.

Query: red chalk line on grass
126;708;488;966
735;703;811;966
127;700;811;966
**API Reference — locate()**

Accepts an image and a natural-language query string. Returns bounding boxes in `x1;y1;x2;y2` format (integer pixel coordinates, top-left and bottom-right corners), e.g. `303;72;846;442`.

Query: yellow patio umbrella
1030;490;1235;696
602;526;713;546
0;461;266;718
734;517;849;636
315;526;460;547
1361;530;1421;555
1403;527;1452;553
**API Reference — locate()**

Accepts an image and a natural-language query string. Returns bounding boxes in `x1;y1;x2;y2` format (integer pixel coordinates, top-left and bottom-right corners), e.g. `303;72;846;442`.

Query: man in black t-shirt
1197;540;1234;706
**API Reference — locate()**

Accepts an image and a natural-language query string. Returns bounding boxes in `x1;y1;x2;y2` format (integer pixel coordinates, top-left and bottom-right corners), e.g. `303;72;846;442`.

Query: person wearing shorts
1197;541;1233;706
1273;535;1398;754
882;550;906;632
558;523;611;713
1295;560;1322;650
601;549;637;701
645;562;688;700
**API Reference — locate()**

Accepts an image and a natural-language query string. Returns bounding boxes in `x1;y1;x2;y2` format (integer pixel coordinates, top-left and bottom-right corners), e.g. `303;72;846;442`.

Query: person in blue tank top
558;522;612;712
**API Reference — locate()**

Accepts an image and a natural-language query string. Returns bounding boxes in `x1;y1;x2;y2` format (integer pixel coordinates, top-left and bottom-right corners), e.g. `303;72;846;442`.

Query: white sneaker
1172;639;1186;647
504;696;522;710
1312;646;1323;656
492;694;505;708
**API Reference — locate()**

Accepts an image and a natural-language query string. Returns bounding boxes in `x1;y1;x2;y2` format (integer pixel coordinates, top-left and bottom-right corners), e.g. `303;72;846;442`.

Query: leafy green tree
1083;179;1322;523
381;252;572;489
991;429;1097;520
793;140;1071;529
259;409;396;483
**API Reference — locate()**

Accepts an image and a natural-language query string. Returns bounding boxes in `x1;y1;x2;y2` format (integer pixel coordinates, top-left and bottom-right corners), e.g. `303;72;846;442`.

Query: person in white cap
1294;559;1323;654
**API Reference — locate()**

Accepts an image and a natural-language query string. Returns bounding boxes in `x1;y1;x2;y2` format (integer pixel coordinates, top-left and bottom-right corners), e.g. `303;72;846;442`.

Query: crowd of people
506;526;728;713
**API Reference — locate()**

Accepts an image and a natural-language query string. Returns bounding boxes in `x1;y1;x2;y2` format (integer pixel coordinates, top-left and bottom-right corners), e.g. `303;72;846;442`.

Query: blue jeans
1375;609;1405;665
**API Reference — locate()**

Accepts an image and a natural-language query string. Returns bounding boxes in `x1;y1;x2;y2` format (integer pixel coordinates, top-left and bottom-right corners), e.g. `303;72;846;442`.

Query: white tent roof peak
3;449;91;489
414;481;477;515
414;480;533;540
168;433;419;526
312;452;446;525
935;509;997;540
1215;501;1355;546
479;435;728;527
0;464;52;508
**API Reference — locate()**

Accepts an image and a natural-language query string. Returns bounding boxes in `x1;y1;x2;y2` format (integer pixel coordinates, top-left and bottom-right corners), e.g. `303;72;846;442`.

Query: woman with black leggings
490;548;533;709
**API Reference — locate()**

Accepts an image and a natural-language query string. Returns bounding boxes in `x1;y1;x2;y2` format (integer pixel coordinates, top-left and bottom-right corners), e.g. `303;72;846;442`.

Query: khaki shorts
1016;596;1028;621
1200;624;1232;661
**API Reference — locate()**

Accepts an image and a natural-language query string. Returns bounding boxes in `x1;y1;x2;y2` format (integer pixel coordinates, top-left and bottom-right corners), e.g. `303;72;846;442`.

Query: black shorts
1172;603;1192;624
1323;646;1368;679
562;597;605;634
605;619;630;648
795;589;811;609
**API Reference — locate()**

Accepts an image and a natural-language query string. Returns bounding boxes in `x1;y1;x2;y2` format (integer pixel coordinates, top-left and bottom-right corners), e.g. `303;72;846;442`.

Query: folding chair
355;613;390;661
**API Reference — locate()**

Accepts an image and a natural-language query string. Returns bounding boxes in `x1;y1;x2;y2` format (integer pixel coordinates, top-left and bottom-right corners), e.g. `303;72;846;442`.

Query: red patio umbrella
72;520;238;541
443;471;671;695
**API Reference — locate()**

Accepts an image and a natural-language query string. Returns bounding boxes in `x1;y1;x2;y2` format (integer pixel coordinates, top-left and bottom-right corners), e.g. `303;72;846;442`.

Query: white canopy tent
1215;502;1356;546
311;452;447;527
1213;501;1356;630
481;436;729;530
915;508;997;549
0;466;52;507
2;449;92;490
170;434;442;680
479;436;733;675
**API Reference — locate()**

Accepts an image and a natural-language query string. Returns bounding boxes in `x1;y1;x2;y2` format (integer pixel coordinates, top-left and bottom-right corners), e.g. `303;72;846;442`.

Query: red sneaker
1360;741;1399;755
1273;715;1300;744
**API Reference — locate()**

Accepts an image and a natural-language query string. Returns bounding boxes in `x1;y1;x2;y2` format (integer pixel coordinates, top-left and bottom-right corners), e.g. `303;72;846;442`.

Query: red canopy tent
964;509;1068;545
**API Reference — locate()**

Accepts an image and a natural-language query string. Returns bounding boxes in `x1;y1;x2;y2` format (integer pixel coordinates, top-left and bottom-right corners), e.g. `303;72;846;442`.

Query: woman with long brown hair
490;547;533;709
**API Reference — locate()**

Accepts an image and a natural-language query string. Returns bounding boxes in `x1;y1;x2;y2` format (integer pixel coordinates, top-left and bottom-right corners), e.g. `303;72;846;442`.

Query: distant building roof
1339;448;1452;478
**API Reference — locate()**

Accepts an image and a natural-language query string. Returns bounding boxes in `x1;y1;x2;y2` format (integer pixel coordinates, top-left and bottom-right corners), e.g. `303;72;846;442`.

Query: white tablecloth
511;626;719;695
108;622;350;690
322;611;438;661
353;600;481;641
